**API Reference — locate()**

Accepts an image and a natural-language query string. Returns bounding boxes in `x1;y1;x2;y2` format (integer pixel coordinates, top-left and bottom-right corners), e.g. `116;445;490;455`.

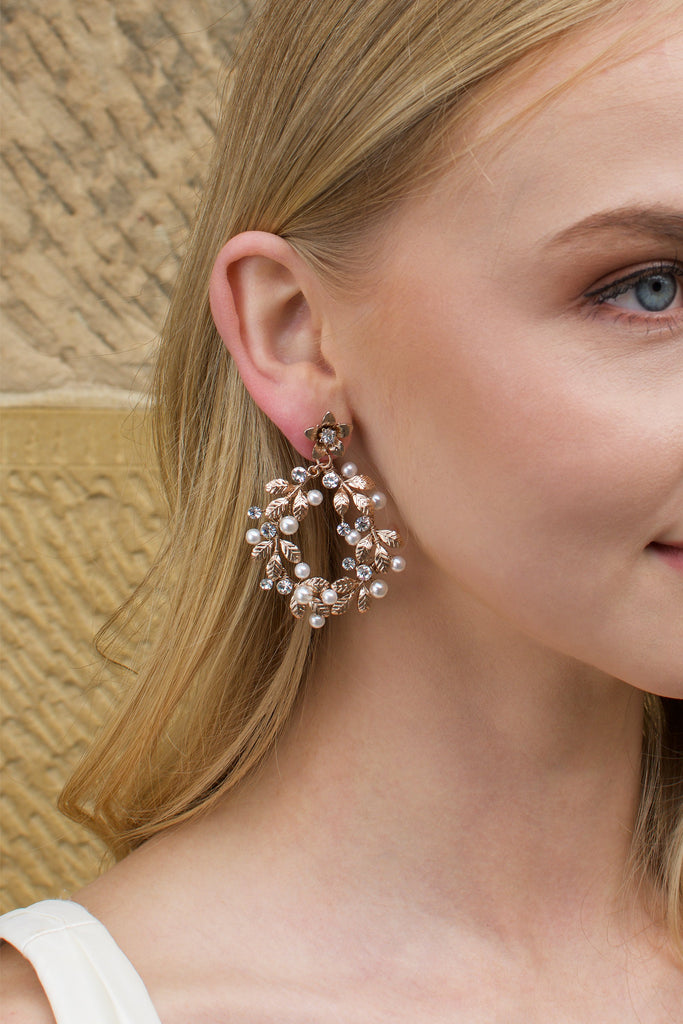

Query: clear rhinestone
260;578;274;590
248;506;262;519
356;564;372;581
322;472;340;489
276;578;293;595
355;516;371;533
337;522;351;537
291;466;308;484
261;522;278;538
319;427;337;446
342;557;356;571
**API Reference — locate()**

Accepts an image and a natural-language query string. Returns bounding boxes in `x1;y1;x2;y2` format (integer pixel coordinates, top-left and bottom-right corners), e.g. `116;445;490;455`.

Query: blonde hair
61;0;682;948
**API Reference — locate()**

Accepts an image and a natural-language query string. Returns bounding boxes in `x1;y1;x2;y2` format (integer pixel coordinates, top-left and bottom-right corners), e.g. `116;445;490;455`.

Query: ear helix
245;412;406;628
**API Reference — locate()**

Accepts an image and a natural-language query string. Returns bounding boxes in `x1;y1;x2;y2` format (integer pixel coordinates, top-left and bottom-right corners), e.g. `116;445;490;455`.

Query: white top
0;899;162;1023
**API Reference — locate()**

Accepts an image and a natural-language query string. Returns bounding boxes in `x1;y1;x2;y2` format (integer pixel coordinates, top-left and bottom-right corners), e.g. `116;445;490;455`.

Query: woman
2;0;682;1019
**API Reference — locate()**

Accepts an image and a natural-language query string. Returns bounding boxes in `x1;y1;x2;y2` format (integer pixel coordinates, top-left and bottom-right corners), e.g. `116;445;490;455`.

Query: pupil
635;273;676;311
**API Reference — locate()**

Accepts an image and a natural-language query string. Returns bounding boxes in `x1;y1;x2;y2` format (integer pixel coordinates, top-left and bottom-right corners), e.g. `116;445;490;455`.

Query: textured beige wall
1;1;253;911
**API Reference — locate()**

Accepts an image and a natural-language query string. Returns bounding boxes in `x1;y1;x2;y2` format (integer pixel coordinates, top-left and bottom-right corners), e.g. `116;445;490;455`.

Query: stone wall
1;1;252;911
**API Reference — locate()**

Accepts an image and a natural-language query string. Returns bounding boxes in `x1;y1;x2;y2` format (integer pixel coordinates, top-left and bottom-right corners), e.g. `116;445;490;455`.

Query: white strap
0;900;162;1024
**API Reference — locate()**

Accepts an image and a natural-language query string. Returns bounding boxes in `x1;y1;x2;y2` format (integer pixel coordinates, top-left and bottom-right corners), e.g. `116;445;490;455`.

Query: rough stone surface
1;408;165;911
1;0;251;395
1;1;254;911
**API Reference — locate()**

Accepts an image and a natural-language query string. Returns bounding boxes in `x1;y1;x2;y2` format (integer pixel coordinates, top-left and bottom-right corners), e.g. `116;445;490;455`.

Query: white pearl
245;528;261;545
346;529;361;545
321;588;338;605
371;491;387;510
341;462;357;478
294;562;311;579
370;579;388;599
294;585;313;604
279;515;299;535
309;613;325;629
307;489;323;506
390;555;406;573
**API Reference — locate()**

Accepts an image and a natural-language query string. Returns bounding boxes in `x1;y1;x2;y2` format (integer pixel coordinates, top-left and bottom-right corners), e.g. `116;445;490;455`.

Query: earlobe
209;232;350;455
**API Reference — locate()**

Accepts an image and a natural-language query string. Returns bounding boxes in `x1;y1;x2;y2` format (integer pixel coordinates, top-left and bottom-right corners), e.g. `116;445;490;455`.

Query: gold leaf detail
334;489;350;514
373;545;390;573
307;577;328;592
357;586;370;613
355;535;373;564
266;479;291;496
266;556;284;580
289;597;306;619
293;490;310;521
265;496;289;519
332;577;357;595
280;539;302;563
353;493;371;511
251;540;272;559
345;475;374;491
377;529;401;548
331;594;353;615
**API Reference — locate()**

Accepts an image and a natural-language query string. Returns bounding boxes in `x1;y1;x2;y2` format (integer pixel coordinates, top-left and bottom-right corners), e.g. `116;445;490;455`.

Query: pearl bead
321;588;338;605
309;613;325;629
370;579;388;599
346;529;361;545
307;489;323;506
279;515;299;535
294;585;313;604
390;555;406;573
341;461;357;478
294;562;311;579
371;491;387;510
245;528;261;545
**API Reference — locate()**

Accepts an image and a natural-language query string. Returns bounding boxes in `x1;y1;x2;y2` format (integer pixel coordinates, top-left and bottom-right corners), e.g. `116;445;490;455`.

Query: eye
586;263;683;314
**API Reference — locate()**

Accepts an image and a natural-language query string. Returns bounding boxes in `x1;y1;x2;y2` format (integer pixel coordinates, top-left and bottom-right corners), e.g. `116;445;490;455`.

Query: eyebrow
544;206;683;250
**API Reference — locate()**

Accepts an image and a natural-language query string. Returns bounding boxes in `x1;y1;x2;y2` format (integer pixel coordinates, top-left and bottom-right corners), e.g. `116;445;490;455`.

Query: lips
649;540;683;571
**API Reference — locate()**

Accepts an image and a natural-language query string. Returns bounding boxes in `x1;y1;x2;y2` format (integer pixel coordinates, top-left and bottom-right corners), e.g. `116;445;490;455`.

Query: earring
245;412;406;628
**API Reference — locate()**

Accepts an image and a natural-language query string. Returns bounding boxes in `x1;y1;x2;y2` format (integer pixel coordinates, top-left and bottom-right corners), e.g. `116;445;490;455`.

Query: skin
3;5;683;1021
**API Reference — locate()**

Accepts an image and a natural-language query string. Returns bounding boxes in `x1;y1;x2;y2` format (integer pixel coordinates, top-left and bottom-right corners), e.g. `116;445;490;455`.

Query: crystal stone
260;578;274;590
319;427;337;446
261;522;278;538
354;516;371;533
322;472;340;489
337;523;351;537
342;557;356;571
276;578;294;595
356;564;373;581
291;467;308;484
248;506;262;519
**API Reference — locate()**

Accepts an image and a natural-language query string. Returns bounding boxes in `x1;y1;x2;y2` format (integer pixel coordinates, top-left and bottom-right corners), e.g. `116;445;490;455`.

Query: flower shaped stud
304;411;350;460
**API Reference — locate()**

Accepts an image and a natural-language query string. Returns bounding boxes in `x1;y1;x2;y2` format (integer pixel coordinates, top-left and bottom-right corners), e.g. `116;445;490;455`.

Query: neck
211;566;645;951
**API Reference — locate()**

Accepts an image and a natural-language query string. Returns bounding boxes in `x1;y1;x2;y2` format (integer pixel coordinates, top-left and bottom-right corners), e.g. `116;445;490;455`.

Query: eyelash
583;259;683;328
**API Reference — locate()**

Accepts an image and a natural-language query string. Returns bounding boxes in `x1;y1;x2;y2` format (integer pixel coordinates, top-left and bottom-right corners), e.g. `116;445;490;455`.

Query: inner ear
225;250;322;371
279;290;318;365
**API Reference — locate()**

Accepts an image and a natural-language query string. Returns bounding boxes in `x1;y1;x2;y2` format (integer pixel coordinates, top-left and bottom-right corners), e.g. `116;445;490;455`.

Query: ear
209;231;351;456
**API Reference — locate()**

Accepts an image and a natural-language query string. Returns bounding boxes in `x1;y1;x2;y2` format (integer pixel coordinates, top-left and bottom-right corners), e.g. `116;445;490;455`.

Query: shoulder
0;942;55;1023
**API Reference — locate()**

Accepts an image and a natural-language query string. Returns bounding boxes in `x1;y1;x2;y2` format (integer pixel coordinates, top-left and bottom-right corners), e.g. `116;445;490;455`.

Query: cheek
351;277;682;687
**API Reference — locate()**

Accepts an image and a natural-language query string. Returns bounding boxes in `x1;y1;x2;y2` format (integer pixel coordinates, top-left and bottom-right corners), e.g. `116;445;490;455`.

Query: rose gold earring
245;412;406;628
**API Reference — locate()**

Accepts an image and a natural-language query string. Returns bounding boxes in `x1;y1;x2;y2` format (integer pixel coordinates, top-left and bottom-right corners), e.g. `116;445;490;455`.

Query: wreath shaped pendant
245;412;406;628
